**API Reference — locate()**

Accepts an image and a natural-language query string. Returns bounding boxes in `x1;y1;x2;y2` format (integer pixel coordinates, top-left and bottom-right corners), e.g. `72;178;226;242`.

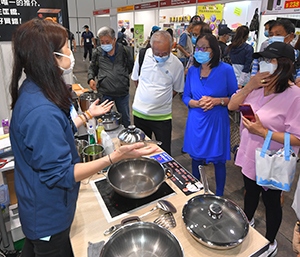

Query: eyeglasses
195;46;211;52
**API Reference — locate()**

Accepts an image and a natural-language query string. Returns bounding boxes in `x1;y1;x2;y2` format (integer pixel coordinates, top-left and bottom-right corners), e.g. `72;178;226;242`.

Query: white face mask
259;60;278;74
54;51;75;75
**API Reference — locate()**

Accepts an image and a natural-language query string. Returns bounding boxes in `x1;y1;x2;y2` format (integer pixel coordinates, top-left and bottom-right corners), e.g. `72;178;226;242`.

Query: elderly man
131;31;184;154
88;26;134;128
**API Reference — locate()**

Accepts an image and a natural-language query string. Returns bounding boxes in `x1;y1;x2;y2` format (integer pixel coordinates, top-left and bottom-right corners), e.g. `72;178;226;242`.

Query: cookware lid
182;195;249;248
118;125;146;143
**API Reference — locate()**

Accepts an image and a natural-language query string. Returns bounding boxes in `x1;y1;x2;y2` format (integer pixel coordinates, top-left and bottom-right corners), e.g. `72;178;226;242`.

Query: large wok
182;165;249;249
106;157;169;199
99;221;184;257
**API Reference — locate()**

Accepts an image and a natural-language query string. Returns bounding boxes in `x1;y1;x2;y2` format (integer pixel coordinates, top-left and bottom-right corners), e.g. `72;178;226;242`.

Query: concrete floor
72;47;299;257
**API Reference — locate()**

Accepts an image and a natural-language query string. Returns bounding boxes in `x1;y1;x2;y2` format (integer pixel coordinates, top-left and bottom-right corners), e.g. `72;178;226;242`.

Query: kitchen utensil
182;165;249;250
106;157;169;199
118;124;145;145
154;212;177;229
103;200;177;236
0;158;14;169
74;139;88;162
99;111;122;131
82;144;104;163
99;222;184;257
79;91;97;112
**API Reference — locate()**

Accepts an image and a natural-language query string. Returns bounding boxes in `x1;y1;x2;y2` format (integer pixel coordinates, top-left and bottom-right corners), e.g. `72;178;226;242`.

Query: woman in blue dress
182;33;238;196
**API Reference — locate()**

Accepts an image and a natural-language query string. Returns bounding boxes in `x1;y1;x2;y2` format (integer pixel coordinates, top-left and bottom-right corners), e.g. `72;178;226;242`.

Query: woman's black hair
194;33;220;69
270;57;294;93
10;18;71;111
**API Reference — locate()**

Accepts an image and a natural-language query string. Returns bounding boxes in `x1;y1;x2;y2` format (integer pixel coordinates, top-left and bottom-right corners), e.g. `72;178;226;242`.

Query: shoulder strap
138;47;148;76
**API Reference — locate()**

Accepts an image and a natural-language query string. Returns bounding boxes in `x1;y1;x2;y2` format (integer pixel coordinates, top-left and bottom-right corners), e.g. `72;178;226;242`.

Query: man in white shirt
131;31;184;154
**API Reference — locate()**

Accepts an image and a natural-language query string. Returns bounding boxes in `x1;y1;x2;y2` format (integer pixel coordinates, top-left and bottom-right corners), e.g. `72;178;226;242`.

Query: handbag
255;130;297;191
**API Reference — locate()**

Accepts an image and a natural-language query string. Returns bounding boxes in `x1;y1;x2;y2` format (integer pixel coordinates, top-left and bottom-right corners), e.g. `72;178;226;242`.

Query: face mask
54;51;75;75
191;36;197;45
259;61;278;74
101;44;113;52
227;36;232;43
264;30;269;37
194;51;211;64
269;36;285;44
153;55;170;63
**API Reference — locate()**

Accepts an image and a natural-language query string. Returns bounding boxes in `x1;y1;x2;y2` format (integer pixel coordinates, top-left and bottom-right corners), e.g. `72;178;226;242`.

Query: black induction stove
92;177;175;222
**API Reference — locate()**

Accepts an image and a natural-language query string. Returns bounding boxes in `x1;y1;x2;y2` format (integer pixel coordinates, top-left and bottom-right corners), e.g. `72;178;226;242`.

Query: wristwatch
220;98;225;106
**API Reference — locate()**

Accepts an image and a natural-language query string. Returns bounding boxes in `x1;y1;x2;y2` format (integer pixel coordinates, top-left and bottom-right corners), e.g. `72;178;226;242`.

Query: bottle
101;130;114;154
96;119;104;144
87;124;96;145
2;119;9;134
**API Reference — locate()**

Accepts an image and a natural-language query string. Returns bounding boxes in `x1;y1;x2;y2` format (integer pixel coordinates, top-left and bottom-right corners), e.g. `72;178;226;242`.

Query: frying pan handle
198;165;210;194
121;216;141;225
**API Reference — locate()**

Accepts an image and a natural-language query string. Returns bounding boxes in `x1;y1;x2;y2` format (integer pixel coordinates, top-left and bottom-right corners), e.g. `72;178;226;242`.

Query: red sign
135;1;159;10
284;0;300;8
160;0;196;7
93;9;110;16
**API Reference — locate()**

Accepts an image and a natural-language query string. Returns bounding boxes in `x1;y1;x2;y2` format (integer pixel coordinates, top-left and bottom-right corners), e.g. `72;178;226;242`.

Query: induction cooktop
91;177;175;222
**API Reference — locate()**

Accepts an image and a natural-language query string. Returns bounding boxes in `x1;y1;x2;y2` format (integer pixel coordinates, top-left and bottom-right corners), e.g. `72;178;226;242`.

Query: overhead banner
0;0;69;41
135;2;159;10
262;0;300;14
160;0;196;7
117;5;134;13
197;4;224;35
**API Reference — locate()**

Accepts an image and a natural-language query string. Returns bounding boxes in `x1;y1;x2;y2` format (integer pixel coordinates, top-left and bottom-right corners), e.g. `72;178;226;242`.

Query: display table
70;167;269;257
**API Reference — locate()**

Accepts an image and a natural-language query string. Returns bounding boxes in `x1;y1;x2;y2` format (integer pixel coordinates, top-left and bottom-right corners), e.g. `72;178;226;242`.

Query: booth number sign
284;0;300;8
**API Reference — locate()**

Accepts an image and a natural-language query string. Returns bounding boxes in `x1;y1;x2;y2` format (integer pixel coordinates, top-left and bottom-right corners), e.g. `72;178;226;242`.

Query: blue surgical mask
259;61;278;74
194;51;211;64
264;30;269;37
191;36;197;45
101;44;113;52
269;36;285;44
153;55;169;63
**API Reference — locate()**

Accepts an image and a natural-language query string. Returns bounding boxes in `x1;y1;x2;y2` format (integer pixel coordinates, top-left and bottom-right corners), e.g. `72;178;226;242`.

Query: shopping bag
255;131;297;191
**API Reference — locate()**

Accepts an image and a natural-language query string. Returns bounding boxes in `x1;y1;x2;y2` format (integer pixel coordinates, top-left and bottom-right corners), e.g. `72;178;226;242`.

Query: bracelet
78;115;86;126
85;110;93;120
82;112;89;122
108;154;113;165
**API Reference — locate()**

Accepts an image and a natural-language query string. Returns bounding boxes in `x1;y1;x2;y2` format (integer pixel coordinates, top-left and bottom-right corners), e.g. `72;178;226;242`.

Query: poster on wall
262;0;300;14
118;20;130;30
134;24;144;57
197;4;224;35
0;0;69;41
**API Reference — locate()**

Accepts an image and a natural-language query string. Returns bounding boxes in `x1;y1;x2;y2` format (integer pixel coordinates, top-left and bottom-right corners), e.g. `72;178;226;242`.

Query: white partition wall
135;10;159;41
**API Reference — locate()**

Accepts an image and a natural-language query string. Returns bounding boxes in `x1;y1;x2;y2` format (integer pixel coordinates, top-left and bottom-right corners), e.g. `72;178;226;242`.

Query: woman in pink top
228;42;300;257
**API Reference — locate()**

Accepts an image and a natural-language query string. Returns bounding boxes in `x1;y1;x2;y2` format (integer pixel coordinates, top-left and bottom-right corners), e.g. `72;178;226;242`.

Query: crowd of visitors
85;17;300;257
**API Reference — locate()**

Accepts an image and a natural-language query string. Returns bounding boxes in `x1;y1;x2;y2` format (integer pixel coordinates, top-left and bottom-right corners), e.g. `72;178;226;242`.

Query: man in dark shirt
80;25;95;62
218;25;232;59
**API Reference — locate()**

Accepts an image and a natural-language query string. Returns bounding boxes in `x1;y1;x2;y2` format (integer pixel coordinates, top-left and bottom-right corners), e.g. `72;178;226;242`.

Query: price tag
284;0;300;9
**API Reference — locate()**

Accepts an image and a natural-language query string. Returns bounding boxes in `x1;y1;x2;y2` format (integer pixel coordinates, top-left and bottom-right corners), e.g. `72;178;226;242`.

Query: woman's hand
113;142;160;162
248;71;273;90
88;99;114;118
241;114;267;138
199;96;217;111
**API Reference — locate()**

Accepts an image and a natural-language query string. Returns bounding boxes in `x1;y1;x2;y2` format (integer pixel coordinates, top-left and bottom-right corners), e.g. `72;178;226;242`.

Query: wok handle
121;216;140;225
198;165;210;194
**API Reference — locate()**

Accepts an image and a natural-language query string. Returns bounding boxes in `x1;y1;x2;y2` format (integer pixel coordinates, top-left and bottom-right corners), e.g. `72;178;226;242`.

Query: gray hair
150;31;172;49
97;26;115;39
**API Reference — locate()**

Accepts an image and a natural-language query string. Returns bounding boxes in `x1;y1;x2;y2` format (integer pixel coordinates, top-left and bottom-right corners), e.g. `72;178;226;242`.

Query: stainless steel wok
106;157;168;199
99;221;184;257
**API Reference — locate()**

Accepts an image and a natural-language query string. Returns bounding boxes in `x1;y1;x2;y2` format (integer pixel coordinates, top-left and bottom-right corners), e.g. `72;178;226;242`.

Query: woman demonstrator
9;18;157;256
